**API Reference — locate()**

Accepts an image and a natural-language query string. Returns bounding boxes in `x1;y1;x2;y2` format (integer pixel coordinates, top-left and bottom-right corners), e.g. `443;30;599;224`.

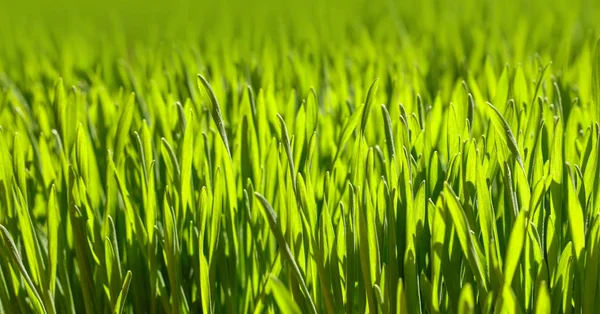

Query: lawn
1;0;600;313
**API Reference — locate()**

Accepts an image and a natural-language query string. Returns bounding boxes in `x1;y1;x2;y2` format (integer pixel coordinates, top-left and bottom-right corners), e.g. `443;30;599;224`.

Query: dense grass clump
1;0;600;313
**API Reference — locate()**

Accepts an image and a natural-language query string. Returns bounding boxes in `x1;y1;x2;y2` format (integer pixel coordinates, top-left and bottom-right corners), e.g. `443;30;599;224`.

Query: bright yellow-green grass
1;0;600;313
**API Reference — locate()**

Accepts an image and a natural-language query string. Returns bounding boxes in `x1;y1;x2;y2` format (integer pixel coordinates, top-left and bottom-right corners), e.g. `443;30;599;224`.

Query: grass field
1;0;600;313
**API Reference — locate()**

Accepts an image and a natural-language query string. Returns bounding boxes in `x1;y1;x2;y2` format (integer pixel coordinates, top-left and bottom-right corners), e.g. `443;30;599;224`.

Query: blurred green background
2;0;599;57
1;0;600;107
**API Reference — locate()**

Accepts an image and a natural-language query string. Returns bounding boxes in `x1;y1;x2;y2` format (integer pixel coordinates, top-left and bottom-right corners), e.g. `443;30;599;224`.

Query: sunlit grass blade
458;283;474;313
254;192;317;314
197;74;231;158
0;224;47;314
113;270;132;314
486;101;524;170
268;275;303;314
503;208;527;287
443;183;488;292
47;185;59;297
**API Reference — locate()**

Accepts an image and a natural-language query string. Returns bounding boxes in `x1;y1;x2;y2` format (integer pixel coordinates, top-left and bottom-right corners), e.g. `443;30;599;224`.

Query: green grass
1;0;600;313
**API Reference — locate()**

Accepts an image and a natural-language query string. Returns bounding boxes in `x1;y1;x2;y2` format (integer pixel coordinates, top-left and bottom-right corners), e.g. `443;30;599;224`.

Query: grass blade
197;74;231;158
113;271;132;314
0;224;47;314
254;192;317;314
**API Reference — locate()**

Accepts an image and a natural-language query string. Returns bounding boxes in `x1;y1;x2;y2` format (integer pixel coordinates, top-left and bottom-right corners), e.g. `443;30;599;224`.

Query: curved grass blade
113;271;132;314
277;114;296;189
197;74;231;158
381;104;396;159
443;183;488;292
359;79;379;138
114;92;136;163
254;192;317;314
0;225;47;314
486;101;524;170
332;104;364;165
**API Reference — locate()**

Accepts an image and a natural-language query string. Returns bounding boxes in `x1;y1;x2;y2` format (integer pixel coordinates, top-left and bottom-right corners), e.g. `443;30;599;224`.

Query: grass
1;0;600;313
